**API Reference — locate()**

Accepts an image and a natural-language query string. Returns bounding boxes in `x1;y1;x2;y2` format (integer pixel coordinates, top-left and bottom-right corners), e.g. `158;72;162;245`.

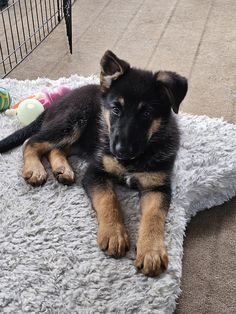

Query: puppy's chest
102;155;167;190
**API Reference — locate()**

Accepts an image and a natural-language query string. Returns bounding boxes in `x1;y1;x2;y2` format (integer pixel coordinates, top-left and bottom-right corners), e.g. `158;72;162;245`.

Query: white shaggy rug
0;76;236;314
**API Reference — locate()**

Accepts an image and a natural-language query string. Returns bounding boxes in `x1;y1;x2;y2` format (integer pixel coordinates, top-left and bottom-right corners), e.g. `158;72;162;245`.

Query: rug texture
0;76;236;314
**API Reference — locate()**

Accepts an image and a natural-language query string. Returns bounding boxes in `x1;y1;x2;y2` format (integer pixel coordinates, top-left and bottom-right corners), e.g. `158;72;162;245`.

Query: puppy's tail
0;112;45;153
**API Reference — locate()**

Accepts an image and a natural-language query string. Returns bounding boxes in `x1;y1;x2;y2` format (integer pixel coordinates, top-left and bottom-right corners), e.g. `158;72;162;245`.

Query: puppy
0;50;187;276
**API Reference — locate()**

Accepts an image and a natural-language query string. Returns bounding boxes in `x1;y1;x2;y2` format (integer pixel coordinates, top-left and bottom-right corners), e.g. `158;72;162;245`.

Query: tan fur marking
131;171;167;189
148;118;161;140
58;127;80;146
22;142;52;186
102;155;126;177
140;192;165;216
100;73;108;93
139;192;166;245
100;70;121;91
92;184;130;257
24;142;53;156
135;192;168;276
48;148;67;167
92;184;122;224
102;109;111;132
48;149;75;185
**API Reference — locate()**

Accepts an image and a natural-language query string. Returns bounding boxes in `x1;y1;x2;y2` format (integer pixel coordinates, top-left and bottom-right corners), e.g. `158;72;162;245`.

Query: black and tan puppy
0;51;187;276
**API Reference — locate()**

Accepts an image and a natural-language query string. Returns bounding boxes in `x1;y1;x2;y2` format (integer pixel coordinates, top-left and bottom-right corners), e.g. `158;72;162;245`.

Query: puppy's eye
111;106;121;116
143;109;152;119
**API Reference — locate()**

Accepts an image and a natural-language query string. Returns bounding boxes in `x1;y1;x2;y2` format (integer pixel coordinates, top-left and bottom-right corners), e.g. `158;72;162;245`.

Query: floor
6;0;236;313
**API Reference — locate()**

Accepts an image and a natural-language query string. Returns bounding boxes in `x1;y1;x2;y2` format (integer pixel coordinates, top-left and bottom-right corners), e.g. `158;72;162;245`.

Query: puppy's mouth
113;150;144;161
115;155;137;161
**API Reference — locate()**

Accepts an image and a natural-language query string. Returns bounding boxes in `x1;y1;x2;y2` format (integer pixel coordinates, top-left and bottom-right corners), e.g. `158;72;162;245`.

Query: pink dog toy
6;85;72;125
39;85;72;108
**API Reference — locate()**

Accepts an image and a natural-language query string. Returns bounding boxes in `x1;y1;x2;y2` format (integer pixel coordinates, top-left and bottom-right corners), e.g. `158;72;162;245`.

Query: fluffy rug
0;76;236;313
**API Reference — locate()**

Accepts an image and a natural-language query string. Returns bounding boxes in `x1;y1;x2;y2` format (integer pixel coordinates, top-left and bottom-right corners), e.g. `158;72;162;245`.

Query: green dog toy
0;87;11;112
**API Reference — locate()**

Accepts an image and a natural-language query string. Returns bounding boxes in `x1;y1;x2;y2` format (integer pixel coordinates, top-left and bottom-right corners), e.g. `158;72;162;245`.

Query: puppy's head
100;50;188;161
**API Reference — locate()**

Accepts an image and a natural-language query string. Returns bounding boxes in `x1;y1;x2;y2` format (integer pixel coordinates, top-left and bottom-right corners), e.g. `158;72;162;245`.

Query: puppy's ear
100;50;130;92
156;71;188;113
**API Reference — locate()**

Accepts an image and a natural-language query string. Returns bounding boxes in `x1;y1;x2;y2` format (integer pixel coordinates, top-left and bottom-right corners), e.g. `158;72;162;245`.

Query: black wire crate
0;0;72;78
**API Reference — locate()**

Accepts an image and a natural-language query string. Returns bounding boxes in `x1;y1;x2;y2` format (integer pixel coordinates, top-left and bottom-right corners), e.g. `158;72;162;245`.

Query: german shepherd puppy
0;51;187;276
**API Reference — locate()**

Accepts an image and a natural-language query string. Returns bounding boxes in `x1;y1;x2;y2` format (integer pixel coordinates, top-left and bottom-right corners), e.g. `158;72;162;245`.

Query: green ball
17;99;44;125
0;87;11;111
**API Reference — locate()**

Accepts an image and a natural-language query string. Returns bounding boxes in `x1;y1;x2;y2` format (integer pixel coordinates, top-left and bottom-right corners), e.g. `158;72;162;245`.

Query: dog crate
0;0;73;78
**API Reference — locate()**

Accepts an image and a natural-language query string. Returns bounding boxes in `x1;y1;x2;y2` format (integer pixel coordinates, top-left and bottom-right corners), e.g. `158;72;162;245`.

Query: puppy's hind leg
22;110;82;186
22;140;52;186
48;148;75;185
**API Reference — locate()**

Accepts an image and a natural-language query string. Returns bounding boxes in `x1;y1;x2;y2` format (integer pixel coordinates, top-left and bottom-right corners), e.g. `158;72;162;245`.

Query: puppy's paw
97;223;130;258
53;166;75;185
23;165;48;186
135;243;168;276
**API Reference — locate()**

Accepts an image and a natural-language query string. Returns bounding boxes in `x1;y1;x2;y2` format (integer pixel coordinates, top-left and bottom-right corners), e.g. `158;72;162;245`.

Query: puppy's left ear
100;50;130;92
156;71;188;113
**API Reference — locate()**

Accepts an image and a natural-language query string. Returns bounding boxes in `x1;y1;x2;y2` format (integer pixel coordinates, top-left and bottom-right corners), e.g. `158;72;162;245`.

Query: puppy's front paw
135;243;168;276
97;223;130;258
23;165;48;186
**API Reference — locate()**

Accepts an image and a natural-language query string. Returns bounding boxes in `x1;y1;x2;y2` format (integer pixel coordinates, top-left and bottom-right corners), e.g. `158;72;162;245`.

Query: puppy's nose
115;142;133;159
